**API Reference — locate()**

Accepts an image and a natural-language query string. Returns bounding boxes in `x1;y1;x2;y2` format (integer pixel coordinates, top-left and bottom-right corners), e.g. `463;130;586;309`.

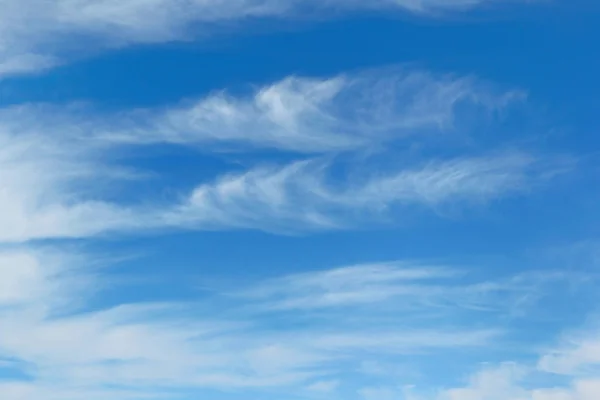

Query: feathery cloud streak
0;248;579;400
12;69;522;153
0;0;519;76
0;69;541;242
171;152;548;232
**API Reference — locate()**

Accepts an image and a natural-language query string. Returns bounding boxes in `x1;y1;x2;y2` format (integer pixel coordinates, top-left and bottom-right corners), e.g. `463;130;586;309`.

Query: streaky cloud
0;247;522;399
0;0;522;76
43;69;524;153
0;68;537;242
169;152;555;232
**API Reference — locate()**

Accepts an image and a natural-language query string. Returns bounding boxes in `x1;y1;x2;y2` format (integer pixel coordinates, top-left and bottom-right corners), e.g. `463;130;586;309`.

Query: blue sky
1;1;600;399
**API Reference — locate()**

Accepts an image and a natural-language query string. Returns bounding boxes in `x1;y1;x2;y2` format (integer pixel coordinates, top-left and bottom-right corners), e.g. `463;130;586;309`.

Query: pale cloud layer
0;112;139;242
130;70;521;152
171;152;549;232
437;365;600;400
11;70;522;153
364;363;600;400
237;262;577;314
538;328;600;376
0;69;541;242
0;0;516;76
362;323;600;399
0;247;586;400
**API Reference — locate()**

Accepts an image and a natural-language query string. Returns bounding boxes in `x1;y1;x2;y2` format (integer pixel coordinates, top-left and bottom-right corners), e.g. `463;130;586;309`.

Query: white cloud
0;69;540;242
170;151;552;232
438;364;530;400
0;249;519;400
0;247;596;400
34;69;522;153
0;113;140;242
538;328;600;376
306;379;340;393
0;0;518;76
239;262;457;309
432;365;600;400
364;337;600;400
143;70;521;152
362;365;600;400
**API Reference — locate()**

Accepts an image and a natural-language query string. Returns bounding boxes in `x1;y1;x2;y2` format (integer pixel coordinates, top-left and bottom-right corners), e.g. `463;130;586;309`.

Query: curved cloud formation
0;248;582;400
171;152;545;232
0;68;540;242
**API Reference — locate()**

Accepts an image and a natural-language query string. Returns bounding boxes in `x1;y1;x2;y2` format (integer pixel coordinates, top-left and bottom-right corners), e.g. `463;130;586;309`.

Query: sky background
1;1;600;399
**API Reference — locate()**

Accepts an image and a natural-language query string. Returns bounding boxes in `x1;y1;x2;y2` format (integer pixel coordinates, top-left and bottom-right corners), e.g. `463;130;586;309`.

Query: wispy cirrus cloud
128;70;521;152
236;261;576;314
1;246;594;400
238;262;458;310
11;69;521;153
170;151;555;232
0;0;521;76
0;68;543;242
0;113;139;242
1;248;527;400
